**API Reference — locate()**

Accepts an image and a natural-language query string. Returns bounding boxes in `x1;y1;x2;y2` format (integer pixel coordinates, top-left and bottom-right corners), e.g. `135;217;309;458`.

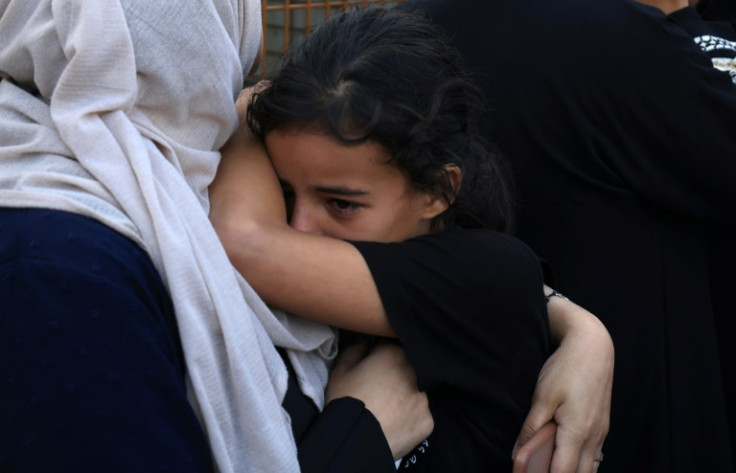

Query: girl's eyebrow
314;185;369;196
279;178;368;196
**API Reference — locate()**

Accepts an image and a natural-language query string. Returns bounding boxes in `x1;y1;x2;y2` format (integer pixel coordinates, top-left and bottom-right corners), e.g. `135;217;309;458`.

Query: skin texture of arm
209;126;395;336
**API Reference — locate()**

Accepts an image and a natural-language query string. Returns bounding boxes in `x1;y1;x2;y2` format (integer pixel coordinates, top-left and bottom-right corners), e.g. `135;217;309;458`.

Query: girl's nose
288;202;322;235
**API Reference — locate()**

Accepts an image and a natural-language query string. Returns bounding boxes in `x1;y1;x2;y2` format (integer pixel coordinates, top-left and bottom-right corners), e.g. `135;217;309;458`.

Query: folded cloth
0;1;337;472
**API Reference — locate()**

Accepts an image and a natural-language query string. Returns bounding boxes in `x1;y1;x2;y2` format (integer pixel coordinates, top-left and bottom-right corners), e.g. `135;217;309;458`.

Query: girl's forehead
266;129;407;189
267;129;391;165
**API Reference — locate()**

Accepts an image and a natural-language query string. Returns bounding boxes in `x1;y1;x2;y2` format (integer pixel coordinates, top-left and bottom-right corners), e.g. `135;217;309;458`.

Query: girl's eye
327;198;360;214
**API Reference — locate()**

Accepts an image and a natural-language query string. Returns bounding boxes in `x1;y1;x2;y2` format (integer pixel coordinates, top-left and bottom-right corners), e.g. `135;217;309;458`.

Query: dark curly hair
247;7;515;232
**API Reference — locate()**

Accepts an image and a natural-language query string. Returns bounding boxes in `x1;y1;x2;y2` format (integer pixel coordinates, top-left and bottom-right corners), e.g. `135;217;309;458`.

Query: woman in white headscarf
0;1;432;472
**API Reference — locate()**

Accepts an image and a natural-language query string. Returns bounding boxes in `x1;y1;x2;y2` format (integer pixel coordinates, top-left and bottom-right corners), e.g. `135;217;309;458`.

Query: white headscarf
0;1;336;471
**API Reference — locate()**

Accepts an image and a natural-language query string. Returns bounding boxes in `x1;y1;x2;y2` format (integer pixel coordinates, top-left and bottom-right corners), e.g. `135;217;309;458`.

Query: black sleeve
352;228;550;399
297;397;396;473
278;347;396;473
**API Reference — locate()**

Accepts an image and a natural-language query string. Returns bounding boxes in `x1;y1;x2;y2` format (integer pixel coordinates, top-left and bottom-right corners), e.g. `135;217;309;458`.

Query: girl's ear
422;164;462;219
443;164;462;203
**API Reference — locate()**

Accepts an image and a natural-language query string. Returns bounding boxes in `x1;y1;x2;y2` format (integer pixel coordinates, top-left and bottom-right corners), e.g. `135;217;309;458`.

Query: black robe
403;0;736;471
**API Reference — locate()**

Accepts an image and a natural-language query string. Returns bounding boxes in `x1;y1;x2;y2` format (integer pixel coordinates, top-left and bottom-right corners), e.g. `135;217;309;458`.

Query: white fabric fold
0;1;337;472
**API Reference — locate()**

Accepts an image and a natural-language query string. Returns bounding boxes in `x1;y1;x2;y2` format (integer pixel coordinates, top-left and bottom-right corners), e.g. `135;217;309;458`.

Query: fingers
525;302;612;473
517;388;606;473
549;422;606;473
549;442;585;473
569;440;602;473
513;369;562;458
512;403;555;459
325;343;432;459
234;82;270;122
549;422;589;473
592;452;604;473
575;429;605;473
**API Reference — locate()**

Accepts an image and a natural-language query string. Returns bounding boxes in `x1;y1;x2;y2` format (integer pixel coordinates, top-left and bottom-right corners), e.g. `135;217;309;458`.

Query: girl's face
265;129;445;243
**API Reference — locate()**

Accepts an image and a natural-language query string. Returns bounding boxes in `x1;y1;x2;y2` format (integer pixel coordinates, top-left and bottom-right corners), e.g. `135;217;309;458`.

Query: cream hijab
0;1;336;471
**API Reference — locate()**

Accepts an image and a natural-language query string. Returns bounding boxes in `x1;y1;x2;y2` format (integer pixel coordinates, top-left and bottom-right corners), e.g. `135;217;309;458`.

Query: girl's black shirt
353;227;551;472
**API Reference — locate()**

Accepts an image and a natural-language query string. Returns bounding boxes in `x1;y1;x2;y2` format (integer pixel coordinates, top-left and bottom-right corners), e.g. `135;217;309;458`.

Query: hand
513;297;614;473
234;81;270;124
326;341;434;459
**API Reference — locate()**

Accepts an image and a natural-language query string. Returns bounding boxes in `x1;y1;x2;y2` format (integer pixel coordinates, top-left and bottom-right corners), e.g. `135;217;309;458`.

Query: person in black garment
402;0;736;471
640;0;736;461
210;7;614;472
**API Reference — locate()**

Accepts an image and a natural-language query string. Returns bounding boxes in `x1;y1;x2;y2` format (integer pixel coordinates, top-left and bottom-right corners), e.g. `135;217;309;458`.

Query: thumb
512;402;555;459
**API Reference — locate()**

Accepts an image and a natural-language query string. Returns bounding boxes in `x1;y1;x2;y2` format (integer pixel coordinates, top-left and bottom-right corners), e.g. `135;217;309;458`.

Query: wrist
544;289;570;303
547;297;603;345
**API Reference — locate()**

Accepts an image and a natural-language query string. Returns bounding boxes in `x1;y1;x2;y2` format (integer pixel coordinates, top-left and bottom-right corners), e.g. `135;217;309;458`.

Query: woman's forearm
514;286;613;470
543;285;610;346
209;126;395;336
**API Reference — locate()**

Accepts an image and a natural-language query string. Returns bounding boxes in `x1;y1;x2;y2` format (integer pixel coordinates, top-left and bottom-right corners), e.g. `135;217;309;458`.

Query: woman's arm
514;291;614;472
209;95;394;336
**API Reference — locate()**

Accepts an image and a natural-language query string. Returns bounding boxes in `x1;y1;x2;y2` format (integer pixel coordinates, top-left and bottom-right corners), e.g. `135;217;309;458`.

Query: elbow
210;210;291;304
211;212;263;273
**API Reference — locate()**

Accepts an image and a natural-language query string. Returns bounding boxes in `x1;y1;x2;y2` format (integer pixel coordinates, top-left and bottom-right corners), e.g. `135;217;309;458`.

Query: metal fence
254;0;403;80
